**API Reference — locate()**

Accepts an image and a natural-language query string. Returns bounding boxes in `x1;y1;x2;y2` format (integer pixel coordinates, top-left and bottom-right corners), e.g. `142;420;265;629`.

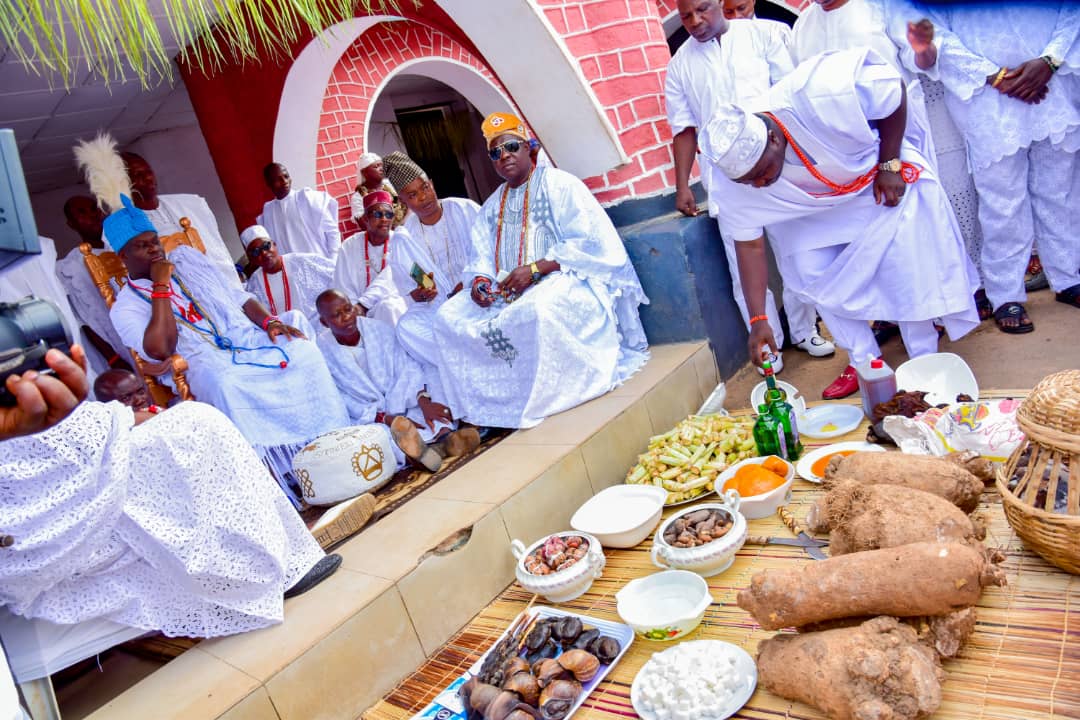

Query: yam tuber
824;452;983;513
807;481;985;555
756;616;944;720
801;607;978;660
738;541;1005;630
943;450;994;483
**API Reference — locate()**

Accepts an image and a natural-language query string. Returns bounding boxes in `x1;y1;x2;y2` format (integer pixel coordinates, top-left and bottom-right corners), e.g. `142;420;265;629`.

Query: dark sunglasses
489;140;525;161
366;209;394;220
249;241;273;258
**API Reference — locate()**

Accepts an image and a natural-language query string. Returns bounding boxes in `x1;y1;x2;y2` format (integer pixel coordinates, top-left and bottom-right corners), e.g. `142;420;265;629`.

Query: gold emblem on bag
352;444;386;482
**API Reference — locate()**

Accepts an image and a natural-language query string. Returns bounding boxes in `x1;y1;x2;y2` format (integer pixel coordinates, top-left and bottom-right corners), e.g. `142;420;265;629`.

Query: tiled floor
76;342;717;720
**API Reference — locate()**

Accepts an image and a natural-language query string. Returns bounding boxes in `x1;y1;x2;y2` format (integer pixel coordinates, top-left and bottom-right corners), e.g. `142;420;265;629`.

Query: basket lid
1016;370;1080;454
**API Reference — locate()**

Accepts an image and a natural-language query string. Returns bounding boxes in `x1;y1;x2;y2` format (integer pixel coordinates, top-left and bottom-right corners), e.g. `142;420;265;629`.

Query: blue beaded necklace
133;273;289;369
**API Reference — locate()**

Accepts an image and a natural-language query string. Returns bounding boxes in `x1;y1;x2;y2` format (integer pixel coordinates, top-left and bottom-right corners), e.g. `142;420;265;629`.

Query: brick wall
316;21;510;236
655;0;810;18
537;0;676;205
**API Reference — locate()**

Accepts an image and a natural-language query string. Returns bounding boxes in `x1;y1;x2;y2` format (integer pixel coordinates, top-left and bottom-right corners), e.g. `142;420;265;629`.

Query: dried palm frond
0;0;410;90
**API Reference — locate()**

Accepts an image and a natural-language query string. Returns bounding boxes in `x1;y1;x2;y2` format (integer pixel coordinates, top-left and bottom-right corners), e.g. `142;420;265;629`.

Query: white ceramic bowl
716;456;795;520
750;380;807;416
616;570;712;641
510;531;605;603
797;403;865;439
650;492;747;577
796;441;886;483
896;352;979;406
571;484;667;548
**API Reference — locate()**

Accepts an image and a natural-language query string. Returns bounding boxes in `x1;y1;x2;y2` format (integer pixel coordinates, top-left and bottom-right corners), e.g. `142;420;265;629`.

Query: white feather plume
73;133;130;213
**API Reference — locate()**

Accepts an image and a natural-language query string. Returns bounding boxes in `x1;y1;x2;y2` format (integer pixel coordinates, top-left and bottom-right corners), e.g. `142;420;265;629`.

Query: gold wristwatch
530;262;542;284
878;158;902;173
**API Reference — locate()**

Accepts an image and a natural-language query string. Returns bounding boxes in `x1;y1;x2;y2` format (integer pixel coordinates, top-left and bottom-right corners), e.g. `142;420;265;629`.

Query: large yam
801;607;979;660
812;481;984;555
738;541;1005;630
824;452;983;512
757;616;944;720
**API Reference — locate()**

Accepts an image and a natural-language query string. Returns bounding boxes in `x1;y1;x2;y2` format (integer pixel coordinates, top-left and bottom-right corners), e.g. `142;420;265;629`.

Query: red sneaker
822;365;859;400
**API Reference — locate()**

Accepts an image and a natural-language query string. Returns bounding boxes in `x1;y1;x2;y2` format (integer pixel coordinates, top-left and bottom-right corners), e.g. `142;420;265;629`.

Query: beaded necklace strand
763;112;921;197
132;274;289;369
261;259;291;315
494;170;533;274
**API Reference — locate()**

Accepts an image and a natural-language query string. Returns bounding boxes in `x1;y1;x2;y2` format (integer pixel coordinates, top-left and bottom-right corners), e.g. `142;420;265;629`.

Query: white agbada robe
665;19;819;346
245;252;335;328
791;0;936;158
432;166;650;429
317;320;452;443
334;231;408;326
258;188;342;260
104;194;242;289
700;48;979;362
109;246;349;490
0;400;324;637
918;1;1080;306
391;198;480;363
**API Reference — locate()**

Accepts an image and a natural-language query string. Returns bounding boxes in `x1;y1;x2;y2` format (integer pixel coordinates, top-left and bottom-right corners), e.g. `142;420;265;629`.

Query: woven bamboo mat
364;392;1080;720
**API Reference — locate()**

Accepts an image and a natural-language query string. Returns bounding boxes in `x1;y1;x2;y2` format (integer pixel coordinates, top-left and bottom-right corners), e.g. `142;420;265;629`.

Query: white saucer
797;441;886;483
797;404;864;439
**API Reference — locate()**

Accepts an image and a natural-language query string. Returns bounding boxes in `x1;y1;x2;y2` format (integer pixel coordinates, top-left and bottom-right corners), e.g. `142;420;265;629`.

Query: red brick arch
655;0;809;17
316;21;511;235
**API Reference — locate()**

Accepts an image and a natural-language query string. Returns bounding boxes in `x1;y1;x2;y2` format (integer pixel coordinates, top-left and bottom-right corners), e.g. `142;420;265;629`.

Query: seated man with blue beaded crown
106;193;350;489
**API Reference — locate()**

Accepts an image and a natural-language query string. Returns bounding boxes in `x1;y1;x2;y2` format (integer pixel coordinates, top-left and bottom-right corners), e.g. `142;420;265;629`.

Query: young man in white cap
242;224;336;328
334;191;408;326
666;0;834;371
699;47;979;399
349;152;406;227
381;151;480;364
430;113;649;429
258;162;342;260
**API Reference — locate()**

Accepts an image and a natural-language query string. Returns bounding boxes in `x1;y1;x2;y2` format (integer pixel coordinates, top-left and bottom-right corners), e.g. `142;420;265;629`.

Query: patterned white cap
699;104;767;180
240;224;270;249
356;152;381;174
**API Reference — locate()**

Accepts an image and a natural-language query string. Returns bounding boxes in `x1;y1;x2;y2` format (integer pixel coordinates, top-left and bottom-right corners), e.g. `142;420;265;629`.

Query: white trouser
973;140;1080;309
721;229;822;347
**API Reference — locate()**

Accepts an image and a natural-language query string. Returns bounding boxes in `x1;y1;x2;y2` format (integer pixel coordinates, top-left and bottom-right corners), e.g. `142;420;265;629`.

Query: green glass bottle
753;403;788;460
761;361;803;460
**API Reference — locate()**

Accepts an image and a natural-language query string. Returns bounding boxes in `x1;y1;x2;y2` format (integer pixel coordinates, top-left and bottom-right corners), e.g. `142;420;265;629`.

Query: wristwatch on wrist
530;262;542;284
1042;55;1062;73
878;158;902;173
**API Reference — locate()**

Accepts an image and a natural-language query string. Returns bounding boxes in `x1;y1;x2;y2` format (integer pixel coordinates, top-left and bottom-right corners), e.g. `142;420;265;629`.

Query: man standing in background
258;162;342;260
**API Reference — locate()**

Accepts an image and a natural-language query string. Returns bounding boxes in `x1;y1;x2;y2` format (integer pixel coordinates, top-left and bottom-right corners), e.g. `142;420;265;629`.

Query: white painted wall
29;124;241;262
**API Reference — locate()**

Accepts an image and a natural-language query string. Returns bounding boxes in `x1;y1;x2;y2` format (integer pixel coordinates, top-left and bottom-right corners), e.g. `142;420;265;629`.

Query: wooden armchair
81;217;205;405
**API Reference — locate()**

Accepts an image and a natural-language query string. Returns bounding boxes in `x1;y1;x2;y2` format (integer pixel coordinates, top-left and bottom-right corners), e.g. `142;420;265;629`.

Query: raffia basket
995;369;1080;574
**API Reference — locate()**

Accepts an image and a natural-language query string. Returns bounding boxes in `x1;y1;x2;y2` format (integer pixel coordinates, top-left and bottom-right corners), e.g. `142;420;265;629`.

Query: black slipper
1055;283;1080;308
285;553;342;599
993;302;1034;334
872;321;900;345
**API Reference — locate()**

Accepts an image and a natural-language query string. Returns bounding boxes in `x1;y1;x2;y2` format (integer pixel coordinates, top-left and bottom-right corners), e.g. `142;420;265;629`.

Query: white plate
797;403;865;439
796;441;887;483
895;352;979;406
631;639;757;720
750;380;807;416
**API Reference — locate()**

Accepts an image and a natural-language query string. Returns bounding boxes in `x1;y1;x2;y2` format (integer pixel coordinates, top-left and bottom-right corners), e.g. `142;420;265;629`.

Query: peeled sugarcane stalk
756;616;945;720
738;541;1005;631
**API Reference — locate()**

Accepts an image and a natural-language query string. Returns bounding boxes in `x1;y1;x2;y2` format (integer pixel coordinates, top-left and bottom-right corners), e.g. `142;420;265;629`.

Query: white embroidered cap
240;224;270;249
699;103;767;180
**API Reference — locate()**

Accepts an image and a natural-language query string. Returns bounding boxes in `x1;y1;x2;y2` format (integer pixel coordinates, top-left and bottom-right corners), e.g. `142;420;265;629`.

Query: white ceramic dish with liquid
616;570;712;641
571;484;667;548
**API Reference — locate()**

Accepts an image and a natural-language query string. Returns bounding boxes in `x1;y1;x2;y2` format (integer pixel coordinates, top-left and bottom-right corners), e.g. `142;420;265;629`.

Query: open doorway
367;75;503;203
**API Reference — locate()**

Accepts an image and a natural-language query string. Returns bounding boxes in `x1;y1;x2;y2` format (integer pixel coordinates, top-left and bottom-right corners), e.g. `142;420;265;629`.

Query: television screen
0;128;40;271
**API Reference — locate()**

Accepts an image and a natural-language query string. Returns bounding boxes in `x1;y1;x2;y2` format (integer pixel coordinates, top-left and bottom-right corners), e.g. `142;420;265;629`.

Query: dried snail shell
554;648;599;683
585;635;620;665
538;679;582;720
551;616;583;644
503;656;531;678
461;679;501;715
534;657;571;688
502;670;540;707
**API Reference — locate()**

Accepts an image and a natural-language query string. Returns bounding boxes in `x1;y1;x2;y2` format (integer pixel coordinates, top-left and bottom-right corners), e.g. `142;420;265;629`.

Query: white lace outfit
0;401;324;637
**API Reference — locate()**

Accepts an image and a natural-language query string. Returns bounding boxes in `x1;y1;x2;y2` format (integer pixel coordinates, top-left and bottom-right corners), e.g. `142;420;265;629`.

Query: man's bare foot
390;416;442;472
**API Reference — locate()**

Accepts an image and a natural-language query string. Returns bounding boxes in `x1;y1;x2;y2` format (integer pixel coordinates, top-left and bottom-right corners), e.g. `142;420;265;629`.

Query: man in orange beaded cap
424;112;650;429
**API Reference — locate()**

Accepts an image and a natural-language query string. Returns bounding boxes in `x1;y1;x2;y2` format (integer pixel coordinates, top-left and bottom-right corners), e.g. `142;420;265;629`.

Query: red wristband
150;291;171;299
749;315;769;326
